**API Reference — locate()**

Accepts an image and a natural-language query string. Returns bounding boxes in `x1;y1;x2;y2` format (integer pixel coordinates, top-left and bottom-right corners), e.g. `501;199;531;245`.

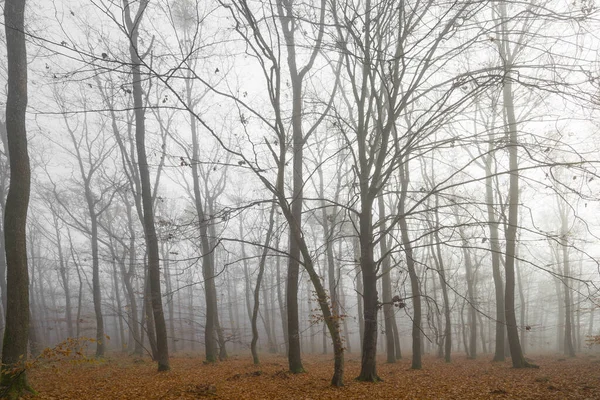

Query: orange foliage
25;353;600;399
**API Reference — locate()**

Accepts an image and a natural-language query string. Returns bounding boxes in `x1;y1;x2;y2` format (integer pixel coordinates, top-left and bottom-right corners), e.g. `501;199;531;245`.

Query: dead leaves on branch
25;353;600;399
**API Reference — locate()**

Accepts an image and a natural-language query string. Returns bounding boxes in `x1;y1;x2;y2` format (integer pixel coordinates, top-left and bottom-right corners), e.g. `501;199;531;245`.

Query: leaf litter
25;353;600;399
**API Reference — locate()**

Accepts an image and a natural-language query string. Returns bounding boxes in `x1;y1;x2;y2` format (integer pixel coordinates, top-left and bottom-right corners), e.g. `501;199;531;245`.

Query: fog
1;0;600;391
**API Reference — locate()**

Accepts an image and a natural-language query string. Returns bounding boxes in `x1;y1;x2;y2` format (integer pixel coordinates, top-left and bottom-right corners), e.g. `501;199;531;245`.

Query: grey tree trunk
558;200;576;357
432;204;451;362
398;161;422;370
251;201;277;364
124;0;170;371
458;223;477;360
485;141;506;362
378;196;397;364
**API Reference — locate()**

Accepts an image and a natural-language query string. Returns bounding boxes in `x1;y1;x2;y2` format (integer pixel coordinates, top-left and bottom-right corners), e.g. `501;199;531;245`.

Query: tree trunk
502;53;533;370
143;269;158;359
486;152;506;362
1;0;34;395
111;254;126;351
378;197;397;364
161;244;177;353
432;206;451;362
516;251;527;355
398;161;422;370
355;239;365;353
207;200;227;361
356;194;380;381
54;216;73;338
251;201;276;364
458;225;477;360
90;203;105;357
560;211;575;357
275;238;288;355
124;0;170;371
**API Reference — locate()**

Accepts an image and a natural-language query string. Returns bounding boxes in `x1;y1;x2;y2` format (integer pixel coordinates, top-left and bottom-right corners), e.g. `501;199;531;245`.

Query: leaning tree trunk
1;0;35;396
251;200;276;364
124;0;170;371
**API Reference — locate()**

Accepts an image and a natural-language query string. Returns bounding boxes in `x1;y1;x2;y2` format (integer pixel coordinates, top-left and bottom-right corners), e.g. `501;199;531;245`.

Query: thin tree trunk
53;216;73;338
378;197;397;364
124;0;170;371
458;224;477;360
161;244;177;353
111;255;126;352
251;200;276;364
432;207;451;362
399;161;422;370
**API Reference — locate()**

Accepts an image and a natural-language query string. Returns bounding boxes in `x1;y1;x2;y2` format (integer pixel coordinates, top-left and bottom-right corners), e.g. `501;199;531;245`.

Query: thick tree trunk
206;203;227;361
1;0;35;396
285;147;304;373
356;195;380;381
143;270;158;359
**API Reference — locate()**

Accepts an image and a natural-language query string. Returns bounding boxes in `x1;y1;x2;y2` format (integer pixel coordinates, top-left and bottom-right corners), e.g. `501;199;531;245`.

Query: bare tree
123;0;170;371
0;0;35;397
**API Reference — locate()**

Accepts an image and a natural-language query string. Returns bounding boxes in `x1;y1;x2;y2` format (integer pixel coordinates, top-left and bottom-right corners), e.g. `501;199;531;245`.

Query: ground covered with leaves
25;352;600;399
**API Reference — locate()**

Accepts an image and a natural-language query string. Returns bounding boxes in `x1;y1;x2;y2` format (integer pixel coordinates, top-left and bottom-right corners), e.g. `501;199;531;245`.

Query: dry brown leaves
26;352;600;399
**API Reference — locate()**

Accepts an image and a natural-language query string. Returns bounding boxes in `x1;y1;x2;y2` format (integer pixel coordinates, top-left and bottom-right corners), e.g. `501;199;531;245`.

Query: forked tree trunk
124;0;170;371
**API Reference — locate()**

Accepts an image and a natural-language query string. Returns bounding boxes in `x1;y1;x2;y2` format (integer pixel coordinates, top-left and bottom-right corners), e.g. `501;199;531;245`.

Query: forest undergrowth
24;352;600;399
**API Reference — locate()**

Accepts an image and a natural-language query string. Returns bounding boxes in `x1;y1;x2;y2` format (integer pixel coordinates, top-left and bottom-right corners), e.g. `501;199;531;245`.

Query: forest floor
24;351;600;399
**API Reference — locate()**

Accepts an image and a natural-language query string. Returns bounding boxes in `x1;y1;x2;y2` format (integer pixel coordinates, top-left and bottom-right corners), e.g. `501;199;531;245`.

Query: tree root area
25;353;600;399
